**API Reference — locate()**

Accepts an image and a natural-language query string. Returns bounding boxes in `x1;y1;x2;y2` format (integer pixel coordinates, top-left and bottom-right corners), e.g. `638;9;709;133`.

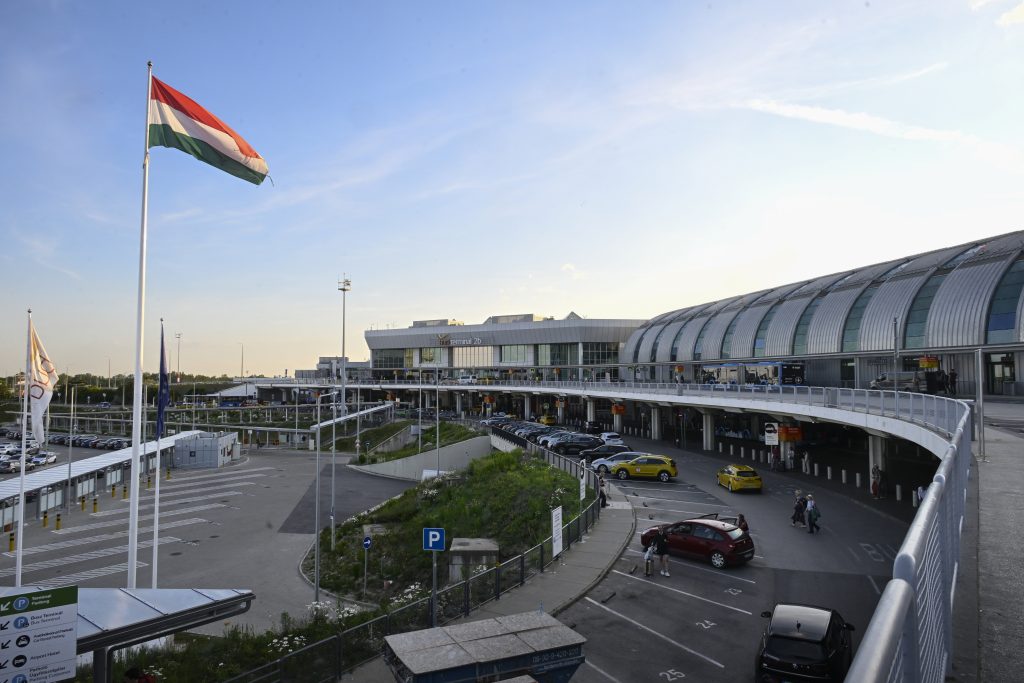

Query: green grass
334;419;411;453
365;421;480;463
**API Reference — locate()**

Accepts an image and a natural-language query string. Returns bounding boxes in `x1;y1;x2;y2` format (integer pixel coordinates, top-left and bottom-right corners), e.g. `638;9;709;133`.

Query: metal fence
223;440;599;683
227;382;971;683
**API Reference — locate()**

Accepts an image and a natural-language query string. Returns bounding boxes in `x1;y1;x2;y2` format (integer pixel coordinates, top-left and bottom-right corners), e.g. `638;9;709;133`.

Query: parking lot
559;446;908;682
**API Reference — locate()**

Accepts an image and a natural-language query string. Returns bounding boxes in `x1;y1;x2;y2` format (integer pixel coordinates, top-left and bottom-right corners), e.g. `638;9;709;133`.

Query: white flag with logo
29;322;59;445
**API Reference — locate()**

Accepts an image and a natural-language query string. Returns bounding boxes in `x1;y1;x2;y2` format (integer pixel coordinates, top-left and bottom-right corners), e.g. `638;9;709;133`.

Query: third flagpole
127;61;154;588
15;310;32;587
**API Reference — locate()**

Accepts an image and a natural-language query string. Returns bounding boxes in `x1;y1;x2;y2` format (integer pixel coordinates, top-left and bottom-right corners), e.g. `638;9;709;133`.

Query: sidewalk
342;484;636;682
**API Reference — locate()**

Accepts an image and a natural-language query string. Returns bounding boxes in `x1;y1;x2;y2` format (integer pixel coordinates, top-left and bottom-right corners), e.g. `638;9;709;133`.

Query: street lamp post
175;332;182;383
313;389;339;604
334;276;351;552
240;342;244;379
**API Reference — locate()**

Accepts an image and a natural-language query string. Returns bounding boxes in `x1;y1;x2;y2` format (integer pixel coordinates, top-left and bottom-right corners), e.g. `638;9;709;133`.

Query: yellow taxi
538;414;556;426
716;464;763;493
610;454;678;482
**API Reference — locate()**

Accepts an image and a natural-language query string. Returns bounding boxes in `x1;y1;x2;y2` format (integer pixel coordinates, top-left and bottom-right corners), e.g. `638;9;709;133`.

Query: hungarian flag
148;76;269;185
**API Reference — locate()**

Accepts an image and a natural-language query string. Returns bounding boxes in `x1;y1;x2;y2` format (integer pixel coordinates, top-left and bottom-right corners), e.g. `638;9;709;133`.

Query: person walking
806;495;821;534
598;474;607;508
791;490;807;528
948;368;958;396
737;514;749;533
654;527;670;577
870;463;881;499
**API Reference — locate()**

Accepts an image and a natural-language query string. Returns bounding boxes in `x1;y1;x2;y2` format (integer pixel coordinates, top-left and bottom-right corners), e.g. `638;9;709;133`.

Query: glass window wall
500;345;530;365
452;346;494;368
987;257;1024;344
537;343;578;366
841;284;879;352
372;348;405;369
419;347;444;366
792;297;822;356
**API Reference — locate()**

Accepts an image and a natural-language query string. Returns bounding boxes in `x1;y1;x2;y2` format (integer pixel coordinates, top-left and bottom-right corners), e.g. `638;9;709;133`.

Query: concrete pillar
523;395;532;420
650;407;661;441
729;444;734;456
740;446;745;459
586;399;596;423
455;393;463;417
868;433;884;478
613;412;623;432
702;413;715;451
813;463;819;477
557;401;566;424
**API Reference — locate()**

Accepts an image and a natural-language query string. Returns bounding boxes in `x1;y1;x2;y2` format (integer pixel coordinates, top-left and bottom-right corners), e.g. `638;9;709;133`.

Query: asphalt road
559;447;908;683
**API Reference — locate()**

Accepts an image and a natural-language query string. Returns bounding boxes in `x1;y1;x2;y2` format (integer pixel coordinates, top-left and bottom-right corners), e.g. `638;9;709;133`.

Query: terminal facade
356;231;1024;398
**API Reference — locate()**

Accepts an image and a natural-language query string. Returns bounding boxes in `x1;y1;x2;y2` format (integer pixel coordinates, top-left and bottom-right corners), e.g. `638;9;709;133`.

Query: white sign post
0;586;78;683
551;506;563;558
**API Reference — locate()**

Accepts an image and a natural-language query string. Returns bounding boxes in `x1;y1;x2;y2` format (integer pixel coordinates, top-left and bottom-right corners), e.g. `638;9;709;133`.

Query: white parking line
611;570;753;614
624;495;728;508
584;660;625;682
0;537;180;577
34;561;145;587
866;575;882;596
52;504;225;534
621;550;758;585
91;491;245;516
584;597;725;669
163;466;276;485
3;518;208;557
156;472;267;490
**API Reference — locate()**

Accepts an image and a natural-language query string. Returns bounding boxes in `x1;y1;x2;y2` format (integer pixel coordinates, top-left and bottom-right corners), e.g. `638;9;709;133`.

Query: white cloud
997;2;1024;24
561;263;585;280
971;0;1007;9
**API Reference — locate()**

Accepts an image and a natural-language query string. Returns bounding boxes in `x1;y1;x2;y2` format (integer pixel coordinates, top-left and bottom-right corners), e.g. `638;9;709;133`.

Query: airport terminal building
357;232;1024;398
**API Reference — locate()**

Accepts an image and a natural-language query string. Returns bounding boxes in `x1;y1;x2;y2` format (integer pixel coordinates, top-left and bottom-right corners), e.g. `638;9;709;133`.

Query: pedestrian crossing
0;463;265;588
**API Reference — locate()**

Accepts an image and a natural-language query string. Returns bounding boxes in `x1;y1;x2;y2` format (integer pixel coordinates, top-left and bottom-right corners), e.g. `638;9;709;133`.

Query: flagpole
127;61;154;589
65;385;76;513
15;310;32;587
152;321;165;588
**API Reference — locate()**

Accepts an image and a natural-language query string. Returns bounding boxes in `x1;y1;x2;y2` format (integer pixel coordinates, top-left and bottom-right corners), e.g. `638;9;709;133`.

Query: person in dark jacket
653;527;670;577
791;491;807;528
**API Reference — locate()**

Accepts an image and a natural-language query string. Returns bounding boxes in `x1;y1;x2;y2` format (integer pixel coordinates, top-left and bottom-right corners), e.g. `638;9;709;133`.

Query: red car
640;516;755;569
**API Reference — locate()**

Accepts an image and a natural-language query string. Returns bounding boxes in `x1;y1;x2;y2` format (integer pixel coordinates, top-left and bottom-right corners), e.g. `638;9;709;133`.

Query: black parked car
755;604;855;682
578;443;632;461
553;435;604;456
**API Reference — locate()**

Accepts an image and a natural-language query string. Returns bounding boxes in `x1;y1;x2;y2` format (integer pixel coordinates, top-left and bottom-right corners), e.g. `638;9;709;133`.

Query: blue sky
3;0;1024;377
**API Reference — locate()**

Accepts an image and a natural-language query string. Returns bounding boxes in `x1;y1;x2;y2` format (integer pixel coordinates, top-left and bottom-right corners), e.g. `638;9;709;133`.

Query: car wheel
658;471;670;483
728;480;734;492
616;469;629;480
710;551;726;569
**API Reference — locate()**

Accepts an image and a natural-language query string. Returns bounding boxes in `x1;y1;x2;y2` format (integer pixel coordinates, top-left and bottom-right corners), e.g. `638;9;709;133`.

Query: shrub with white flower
267;634;308;655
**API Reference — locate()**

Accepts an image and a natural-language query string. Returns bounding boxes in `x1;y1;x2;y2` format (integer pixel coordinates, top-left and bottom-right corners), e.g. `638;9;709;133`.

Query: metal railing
224;438;599;683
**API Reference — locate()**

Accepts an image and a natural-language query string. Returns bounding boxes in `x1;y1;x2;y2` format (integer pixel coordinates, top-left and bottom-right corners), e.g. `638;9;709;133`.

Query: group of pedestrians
791;490;821;534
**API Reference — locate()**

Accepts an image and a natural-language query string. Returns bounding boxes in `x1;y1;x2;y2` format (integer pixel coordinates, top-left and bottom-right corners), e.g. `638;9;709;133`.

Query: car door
666;523;694;557
632;457;656;477
689;524;717;557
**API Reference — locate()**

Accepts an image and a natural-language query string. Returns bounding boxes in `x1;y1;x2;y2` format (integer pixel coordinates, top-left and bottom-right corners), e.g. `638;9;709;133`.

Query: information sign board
764;422;779;446
0;586;78;683
551;506;563;558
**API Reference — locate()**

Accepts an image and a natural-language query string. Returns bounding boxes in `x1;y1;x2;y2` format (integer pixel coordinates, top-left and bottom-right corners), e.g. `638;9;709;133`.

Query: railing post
495;565;501;601
520;553;526;587
540;542;545;572
464;578;470;616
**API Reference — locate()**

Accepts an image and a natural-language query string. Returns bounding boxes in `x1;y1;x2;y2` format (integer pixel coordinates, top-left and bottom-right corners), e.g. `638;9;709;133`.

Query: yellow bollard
8;533;13;552
80;495;86;511
55;513;62;531
93;496;98;513
42;511;48;528
166;467;171;480
146;474;151;490
111;484;116;498
121;484;127;500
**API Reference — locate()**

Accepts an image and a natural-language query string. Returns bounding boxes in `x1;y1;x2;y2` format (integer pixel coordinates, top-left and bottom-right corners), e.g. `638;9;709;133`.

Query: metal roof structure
625;230;1024;363
0;432;203;503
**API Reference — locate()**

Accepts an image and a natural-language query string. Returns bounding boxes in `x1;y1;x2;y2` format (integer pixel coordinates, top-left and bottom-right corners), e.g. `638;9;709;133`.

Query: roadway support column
613;411;623;433
702;412;715;452
586;399;596;424
868;433;886;495
556;399;565;424
523;395;532;420
650;406;661;441
455;393;463;418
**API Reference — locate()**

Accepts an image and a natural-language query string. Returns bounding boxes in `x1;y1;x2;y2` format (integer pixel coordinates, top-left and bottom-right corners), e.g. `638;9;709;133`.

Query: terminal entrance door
987;352;1015;395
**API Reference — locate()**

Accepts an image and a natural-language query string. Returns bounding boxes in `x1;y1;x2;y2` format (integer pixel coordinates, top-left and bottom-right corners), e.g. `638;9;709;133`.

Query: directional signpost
423;528;445;627
551;506;563;558
0;586;78;683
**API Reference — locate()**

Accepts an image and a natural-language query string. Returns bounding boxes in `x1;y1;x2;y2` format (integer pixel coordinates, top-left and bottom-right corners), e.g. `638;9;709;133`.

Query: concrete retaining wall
348;436;492;481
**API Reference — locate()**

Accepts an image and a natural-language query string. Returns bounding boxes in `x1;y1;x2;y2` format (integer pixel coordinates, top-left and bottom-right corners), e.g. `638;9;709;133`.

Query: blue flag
156;324;171;439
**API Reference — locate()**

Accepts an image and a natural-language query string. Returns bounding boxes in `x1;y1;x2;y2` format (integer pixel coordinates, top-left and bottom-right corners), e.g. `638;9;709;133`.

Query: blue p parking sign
423;527;445;551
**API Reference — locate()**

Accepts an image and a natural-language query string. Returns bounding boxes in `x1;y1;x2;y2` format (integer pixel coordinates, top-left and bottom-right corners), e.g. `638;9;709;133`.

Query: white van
870;371;921;392
457;375;478;385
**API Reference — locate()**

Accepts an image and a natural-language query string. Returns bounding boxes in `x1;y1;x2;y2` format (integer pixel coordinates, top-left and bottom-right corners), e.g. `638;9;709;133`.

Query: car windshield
736;471;758;477
726;528;745;540
764;636;825;662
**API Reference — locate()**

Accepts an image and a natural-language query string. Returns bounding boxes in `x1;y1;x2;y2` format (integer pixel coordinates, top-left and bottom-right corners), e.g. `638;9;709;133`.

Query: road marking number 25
659;669;686;680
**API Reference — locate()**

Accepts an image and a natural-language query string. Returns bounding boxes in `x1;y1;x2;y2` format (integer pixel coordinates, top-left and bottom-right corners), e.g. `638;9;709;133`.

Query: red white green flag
148;76;269;185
